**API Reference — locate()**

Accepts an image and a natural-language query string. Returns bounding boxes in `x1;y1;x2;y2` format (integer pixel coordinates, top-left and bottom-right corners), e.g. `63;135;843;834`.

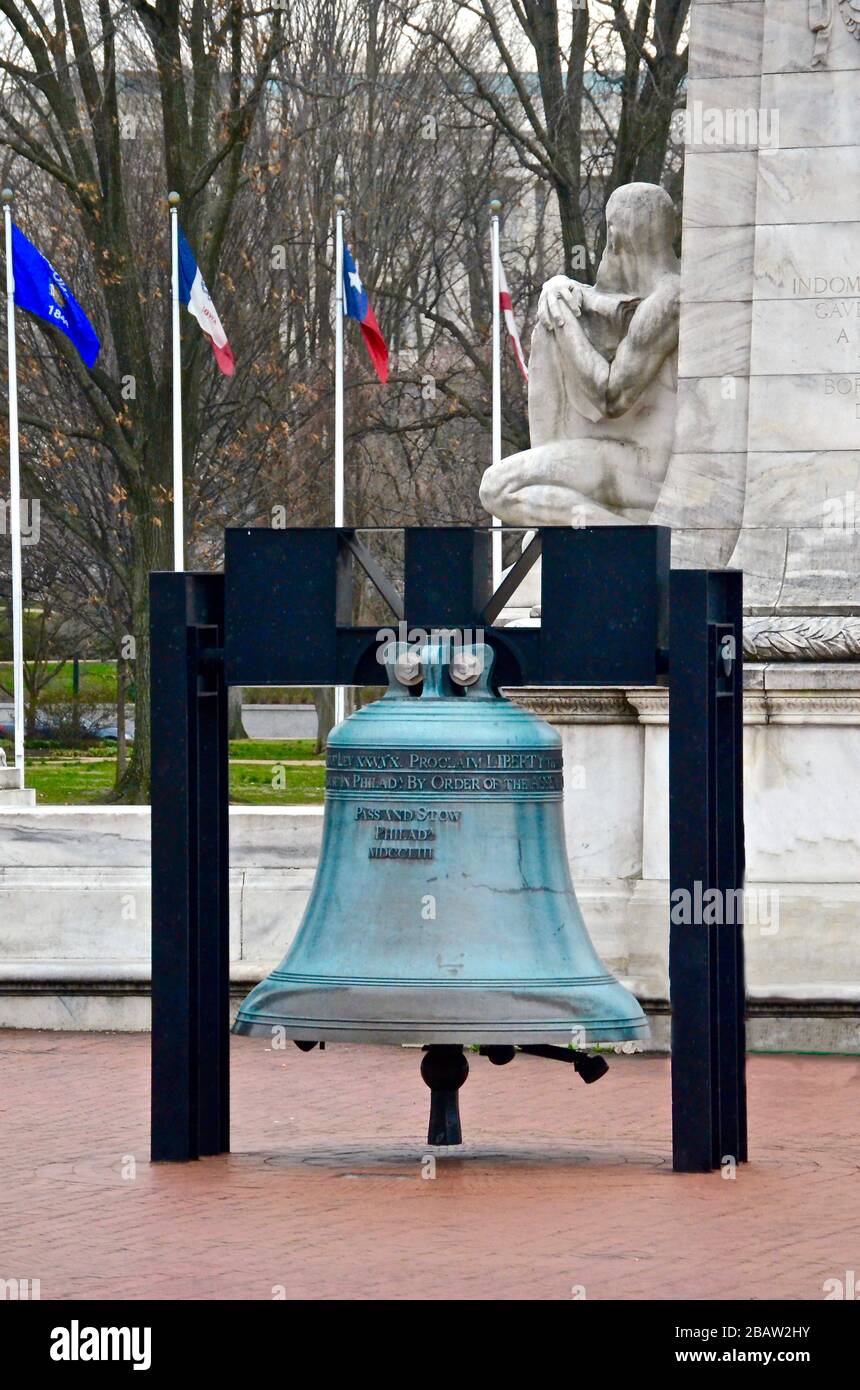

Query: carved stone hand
537;276;584;331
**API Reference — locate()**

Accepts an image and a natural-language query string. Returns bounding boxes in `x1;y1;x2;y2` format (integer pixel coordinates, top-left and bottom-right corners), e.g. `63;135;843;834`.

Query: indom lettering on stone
50;1320;151;1371
795;275;860;296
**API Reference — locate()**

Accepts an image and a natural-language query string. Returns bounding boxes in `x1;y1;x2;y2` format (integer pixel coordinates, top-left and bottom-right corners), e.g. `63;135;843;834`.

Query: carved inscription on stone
790;271;860;374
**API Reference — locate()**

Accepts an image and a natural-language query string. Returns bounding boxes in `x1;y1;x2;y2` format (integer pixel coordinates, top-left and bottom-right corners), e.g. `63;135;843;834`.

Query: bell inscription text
327;746;563;798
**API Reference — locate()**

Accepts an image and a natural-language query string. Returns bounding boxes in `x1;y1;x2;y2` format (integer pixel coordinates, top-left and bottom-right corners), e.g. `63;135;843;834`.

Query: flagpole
333;194;346;727
2;188;25;778
168;191;183;572
490;198;503;591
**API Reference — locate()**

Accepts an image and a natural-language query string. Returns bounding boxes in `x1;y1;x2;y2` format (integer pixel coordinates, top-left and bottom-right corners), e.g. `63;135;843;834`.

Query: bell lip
232;1017;650;1045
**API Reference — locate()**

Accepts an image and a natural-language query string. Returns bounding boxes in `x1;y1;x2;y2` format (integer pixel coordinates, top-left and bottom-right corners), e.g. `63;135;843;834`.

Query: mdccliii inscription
356;806;457;861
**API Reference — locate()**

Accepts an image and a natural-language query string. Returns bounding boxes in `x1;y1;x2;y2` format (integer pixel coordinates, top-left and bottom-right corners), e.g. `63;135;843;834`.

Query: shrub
37;695;107;747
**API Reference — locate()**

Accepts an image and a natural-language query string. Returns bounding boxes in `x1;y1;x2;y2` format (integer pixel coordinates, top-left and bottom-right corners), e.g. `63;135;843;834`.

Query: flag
499;256;528;381
11;225;100;369
177;227;234;376
343;244;388;383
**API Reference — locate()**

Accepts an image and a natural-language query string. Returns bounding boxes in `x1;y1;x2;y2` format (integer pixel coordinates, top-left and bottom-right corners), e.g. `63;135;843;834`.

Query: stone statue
480;182;680;528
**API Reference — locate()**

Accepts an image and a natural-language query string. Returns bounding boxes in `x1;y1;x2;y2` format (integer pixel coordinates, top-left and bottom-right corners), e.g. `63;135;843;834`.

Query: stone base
0;789;37;806
0;766;36;806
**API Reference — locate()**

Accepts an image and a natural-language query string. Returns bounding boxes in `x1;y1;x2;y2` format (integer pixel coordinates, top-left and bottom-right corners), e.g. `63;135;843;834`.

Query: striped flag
177;227;234;376
498;256;528;381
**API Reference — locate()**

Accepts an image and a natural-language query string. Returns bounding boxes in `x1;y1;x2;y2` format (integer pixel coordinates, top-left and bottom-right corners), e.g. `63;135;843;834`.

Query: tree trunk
25;690;38;740
228;686;248;739
314;687;335;753
116;656;128;778
113;499;170;803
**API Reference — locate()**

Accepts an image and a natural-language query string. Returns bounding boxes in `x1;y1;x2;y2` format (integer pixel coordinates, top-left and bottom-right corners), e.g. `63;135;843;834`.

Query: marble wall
658;0;860;617
2;681;859;1052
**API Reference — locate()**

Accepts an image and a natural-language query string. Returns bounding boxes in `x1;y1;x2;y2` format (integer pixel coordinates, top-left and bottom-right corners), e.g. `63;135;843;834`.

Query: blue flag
11;224;100;369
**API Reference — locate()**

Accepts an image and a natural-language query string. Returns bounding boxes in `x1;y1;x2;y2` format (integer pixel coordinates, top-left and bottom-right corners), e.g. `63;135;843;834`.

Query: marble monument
656;0;860;660
474;0;860;1049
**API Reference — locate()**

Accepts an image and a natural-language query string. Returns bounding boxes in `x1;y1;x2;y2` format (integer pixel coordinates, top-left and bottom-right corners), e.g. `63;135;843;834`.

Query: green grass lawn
25;758;118;805
227;738;318;760
16;739;325;805
228;761;324;805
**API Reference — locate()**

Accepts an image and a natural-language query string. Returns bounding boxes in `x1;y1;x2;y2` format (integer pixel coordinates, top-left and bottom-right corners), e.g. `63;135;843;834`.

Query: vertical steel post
669;569;746;1172
150;571;229;1161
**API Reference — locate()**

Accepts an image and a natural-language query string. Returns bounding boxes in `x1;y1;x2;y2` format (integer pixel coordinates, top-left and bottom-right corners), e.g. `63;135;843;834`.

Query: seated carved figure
480;182;680;528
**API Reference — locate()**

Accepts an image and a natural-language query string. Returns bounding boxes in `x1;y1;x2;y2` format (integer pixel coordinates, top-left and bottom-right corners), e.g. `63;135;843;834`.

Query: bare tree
0;0;286;797
407;1;689;276
0;2;688;797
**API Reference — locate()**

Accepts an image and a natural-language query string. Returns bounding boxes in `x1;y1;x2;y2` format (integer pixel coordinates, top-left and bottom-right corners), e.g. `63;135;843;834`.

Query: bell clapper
478;1042;608;1083
518;1044;609;1084
478;1045;516;1066
420;1046;469;1146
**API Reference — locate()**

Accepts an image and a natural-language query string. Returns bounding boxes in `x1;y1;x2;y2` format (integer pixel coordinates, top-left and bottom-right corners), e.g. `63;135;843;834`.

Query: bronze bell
234;640;648;1141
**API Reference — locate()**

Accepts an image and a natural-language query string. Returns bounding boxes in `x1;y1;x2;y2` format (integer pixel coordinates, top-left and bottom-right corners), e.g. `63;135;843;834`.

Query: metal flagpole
2;188;25;778
489;198;503;591
168;191;183;572
333;194;346;726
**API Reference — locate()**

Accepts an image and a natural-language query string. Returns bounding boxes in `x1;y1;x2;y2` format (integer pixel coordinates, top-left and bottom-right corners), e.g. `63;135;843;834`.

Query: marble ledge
511;673;860;727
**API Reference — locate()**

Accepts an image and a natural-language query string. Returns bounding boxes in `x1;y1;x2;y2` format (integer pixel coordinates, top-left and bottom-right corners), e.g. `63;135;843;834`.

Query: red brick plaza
1;1033;857;1301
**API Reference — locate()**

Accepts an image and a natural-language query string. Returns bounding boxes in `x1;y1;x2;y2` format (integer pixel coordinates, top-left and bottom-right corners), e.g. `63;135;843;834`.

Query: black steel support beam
483;531;542;625
341;530;405;622
668;569;746;1173
223;526;670;688
404;527;492;629
150;572;229;1162
540;526;669;685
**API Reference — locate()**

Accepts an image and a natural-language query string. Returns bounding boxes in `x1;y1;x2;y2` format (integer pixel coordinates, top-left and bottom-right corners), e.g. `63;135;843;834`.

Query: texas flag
499;255;528;381
177;227;234;376
343;244;388;383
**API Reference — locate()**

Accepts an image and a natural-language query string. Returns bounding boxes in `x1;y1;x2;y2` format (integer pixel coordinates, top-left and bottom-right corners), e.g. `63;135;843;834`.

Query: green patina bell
233;640;647;1053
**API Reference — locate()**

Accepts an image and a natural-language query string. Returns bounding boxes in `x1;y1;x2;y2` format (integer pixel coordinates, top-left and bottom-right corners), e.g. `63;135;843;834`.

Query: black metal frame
150;525;746;1173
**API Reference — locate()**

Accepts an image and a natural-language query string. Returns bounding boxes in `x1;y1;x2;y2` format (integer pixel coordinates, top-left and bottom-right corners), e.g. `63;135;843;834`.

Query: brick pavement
0;1033;857;1300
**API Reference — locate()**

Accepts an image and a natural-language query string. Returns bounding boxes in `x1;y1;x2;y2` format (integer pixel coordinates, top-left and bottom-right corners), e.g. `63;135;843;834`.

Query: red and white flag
498;256;528;381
